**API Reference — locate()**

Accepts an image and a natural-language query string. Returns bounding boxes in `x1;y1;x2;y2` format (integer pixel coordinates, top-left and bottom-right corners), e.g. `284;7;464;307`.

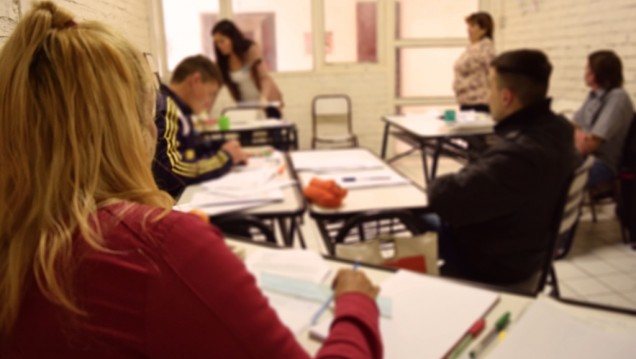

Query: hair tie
63;20;77;28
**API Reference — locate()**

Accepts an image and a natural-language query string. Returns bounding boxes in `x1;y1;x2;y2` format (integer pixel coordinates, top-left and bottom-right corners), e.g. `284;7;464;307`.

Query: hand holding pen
332;266;379;300
311;263;379;325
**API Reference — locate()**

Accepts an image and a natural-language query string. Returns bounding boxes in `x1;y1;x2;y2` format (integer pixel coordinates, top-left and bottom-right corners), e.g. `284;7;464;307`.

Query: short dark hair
588;50;623;89
170;55;222;84
466;12;494;39
491;49;552;106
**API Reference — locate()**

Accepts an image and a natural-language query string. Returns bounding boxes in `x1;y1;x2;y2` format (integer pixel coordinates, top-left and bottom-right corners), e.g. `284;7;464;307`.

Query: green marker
469;312;511;358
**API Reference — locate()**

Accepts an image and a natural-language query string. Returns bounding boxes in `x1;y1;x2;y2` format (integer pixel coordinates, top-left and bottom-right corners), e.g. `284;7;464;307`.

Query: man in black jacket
426;50;580;285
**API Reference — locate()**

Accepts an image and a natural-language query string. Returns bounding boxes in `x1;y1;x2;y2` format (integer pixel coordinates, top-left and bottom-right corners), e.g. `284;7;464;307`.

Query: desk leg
292;216;307;249
421;142;431;185
278;218;293;247
380;122;390;159
316;220;336;255
430;139;443;180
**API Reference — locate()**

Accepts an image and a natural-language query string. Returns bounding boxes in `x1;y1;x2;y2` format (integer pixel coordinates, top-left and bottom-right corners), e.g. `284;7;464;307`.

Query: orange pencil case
303;178;348;208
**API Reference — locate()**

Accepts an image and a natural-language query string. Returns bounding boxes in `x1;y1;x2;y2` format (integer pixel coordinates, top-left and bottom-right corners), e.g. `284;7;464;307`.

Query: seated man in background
573;50;634;187
425;50;579;285
153;55;248;198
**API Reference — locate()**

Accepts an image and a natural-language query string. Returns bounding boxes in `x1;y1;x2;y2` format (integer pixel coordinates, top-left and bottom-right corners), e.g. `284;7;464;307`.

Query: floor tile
620;290;636;305
585;293;635;309
575;260;621;276
553;261;589;280
595;273;636;292
561;277;612;296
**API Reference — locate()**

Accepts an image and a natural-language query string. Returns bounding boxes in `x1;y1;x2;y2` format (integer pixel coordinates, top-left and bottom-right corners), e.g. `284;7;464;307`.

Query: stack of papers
175;153;293;216
488;298;636;359
292;152;383;172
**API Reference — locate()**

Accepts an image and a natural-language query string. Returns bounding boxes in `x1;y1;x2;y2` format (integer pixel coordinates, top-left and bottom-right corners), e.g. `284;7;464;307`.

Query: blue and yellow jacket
152;84;232;198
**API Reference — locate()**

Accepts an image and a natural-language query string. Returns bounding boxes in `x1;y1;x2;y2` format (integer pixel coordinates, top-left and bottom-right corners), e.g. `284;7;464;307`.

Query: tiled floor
297;148;636;312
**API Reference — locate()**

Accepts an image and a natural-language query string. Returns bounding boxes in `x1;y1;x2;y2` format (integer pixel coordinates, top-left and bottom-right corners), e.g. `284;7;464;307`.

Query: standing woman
453;12;496;113
212;19;283;118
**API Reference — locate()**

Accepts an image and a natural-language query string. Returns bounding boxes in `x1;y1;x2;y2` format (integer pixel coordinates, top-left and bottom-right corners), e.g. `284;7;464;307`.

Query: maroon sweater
3;203;382;358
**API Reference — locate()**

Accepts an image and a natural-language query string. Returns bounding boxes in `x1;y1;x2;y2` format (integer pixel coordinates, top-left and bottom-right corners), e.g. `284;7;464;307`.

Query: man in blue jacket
426;50;580;285
153;55;248;198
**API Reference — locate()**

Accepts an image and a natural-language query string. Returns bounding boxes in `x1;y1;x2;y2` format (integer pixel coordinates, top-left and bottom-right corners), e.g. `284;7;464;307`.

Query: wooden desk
289;148;428;254
380;114;494;184
177;153;307;247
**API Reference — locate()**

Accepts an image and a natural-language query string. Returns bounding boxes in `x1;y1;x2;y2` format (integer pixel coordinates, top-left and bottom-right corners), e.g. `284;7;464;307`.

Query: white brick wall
0;0;20;48
0;0;152;51
494;0;636;111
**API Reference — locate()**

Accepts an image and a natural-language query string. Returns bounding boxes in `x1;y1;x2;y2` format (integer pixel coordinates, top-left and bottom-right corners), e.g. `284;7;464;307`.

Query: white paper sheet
488;298;636;359
246;249;332;284
313;169;409;189
379;271;499;359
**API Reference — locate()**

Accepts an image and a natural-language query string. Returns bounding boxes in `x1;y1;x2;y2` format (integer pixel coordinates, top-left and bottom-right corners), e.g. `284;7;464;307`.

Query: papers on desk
487;297;636;359
313;169;409;189
444;112;494;134
245;249;332;334
246;249;332;284
379;270;499;359
292;152;383;172
175;155;293;216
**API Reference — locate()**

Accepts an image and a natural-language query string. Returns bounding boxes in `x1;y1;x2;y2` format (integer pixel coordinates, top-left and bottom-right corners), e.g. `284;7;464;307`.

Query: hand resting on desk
222;139;249;165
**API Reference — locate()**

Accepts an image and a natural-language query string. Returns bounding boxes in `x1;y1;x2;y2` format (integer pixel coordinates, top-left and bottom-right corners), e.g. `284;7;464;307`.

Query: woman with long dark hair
212;19;283;117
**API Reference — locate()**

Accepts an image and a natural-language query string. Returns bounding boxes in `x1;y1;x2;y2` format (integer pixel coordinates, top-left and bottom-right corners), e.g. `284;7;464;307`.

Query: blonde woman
0;3;381;358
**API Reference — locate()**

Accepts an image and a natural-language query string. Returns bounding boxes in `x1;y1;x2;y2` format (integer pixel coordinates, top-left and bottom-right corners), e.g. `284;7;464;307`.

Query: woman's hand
332;268;380;300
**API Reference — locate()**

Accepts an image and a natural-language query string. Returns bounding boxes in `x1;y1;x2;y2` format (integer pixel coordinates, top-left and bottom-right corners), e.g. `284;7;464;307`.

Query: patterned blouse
453;37;496;106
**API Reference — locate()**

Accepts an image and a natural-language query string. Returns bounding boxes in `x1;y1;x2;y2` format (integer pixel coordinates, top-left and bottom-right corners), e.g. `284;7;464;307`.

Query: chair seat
315;134;357;142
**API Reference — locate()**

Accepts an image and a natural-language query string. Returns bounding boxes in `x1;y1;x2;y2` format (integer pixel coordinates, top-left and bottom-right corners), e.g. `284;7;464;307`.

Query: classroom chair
510;157;593;295
321;209;422;254
213;214;277;244
311;94;358;149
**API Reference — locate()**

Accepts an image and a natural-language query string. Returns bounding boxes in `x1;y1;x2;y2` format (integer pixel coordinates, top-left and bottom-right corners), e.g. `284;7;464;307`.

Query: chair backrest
213;215;277;244
330;210;421;253
559;156;594;236
620;113;636;172
524;157;593;294
312;94;353;137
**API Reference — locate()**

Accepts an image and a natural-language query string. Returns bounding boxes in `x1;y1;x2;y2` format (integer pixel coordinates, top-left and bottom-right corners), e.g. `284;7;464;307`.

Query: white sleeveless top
229;67;261;101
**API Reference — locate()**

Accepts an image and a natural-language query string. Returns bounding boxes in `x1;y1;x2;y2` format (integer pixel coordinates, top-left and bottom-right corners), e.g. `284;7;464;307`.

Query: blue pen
311;261;360;325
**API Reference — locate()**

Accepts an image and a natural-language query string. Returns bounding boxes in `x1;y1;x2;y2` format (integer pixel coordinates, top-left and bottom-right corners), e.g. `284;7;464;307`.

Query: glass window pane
398;47;465;98
162;0;219;71
397;0;478;39
232;0;312;72
324;0;378;64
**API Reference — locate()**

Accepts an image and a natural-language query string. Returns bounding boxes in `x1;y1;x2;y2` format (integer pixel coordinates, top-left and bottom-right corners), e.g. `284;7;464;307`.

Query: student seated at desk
423;50;579;285
572;50;634;187
0;3;382;359
153;55;249;198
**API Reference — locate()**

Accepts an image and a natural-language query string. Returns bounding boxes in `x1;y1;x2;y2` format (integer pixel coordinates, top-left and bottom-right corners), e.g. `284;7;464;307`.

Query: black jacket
152;85;232;198
428;99;579;284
